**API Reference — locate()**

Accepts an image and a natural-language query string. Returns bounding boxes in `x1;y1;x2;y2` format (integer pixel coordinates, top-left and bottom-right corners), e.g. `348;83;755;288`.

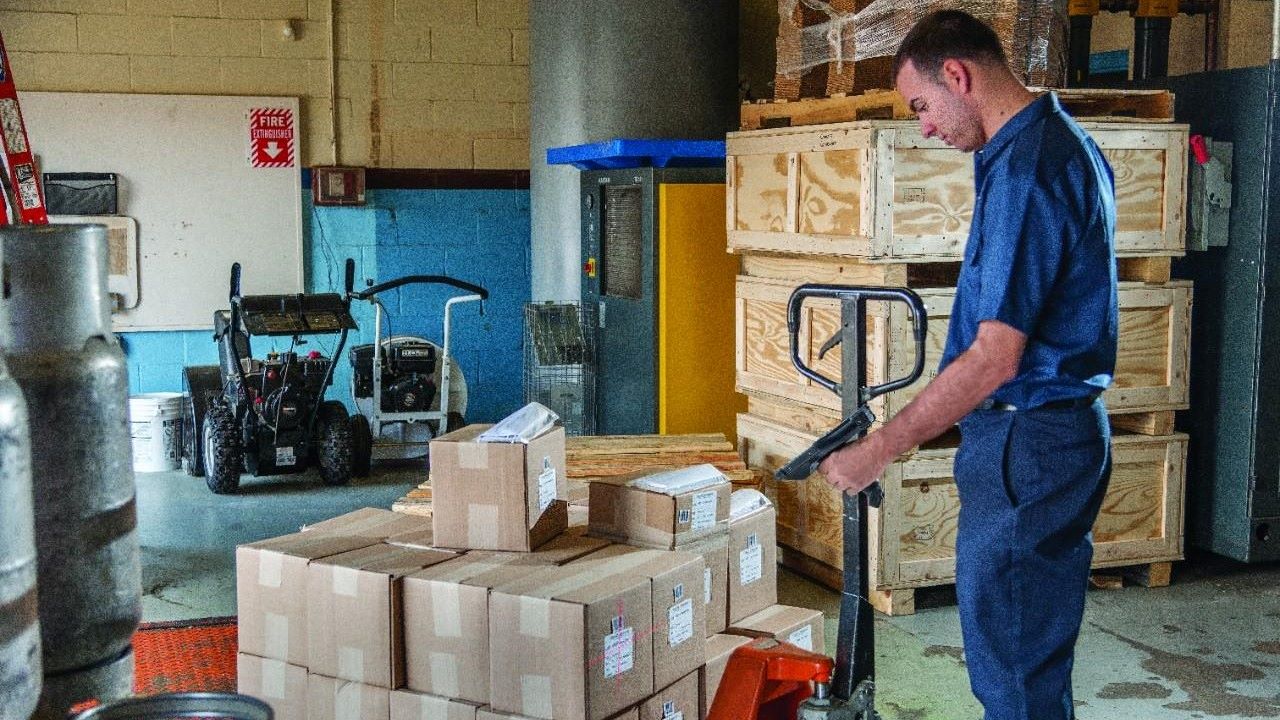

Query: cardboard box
489;558;655;720
403;554;540;703
727;604;825;654
573;546;706;691
302;507;434;539
588;466;731;550
237;653;307;720
727;501;778;624
700;633;753;718
308;673;389;720
389;689;482;720
677;533;729;636
639;671;698;720
308;544;457;687
237;531;378;665
430;424;568;551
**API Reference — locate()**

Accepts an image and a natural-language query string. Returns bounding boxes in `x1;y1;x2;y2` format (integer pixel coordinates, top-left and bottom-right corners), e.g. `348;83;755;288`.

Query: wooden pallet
740;87;1175;131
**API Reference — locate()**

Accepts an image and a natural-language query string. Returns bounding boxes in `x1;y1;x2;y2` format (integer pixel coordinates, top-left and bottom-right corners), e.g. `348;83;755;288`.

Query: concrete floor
138;466;1280;719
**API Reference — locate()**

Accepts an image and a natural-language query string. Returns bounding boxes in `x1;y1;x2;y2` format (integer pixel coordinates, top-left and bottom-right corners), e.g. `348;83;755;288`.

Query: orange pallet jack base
708;637;834;720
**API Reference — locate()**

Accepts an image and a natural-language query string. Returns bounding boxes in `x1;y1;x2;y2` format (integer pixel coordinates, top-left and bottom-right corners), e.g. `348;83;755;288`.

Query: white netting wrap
777;0;1068;87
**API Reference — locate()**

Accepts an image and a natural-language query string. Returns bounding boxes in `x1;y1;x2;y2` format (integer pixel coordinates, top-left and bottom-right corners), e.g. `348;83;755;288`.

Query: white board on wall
19;92;304;331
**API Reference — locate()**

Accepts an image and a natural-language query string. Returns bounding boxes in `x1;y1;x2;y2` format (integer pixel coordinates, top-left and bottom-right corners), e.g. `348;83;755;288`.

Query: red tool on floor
709;285;928;720
0;29;48;225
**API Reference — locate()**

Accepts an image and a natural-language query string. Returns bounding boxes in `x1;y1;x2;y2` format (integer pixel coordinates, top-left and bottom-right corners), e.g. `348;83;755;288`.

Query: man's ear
939;58;972;95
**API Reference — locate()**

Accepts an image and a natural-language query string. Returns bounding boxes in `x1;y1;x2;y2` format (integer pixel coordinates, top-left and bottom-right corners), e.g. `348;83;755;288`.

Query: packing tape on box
429;651;460;697
258;551;283;588
467;504;500;548
458;443;491;470
264;612;289;655
519;596;550;639
260;657;287;699
334;680;362;720
521;674;553;718
418;692;450;719
431;581;463;638
332;566;360;597
338;646;365;680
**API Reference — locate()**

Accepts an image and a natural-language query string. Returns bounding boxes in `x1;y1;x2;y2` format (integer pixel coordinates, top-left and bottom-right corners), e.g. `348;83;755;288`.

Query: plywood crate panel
738;413;1188;591
734;257;1192;422
726;120;1188;261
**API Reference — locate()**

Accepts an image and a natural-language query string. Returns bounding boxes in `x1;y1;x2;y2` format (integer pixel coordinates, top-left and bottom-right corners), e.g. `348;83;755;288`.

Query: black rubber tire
317;401;353;486
183;391;204;477
445;411;465;434
203;405;241;494
350;413;373;478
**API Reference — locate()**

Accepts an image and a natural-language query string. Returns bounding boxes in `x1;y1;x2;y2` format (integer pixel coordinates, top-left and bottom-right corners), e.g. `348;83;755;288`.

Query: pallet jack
709;284;927;720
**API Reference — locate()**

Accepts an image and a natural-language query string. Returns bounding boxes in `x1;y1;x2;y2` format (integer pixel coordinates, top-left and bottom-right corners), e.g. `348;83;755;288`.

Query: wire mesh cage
524;302;598;436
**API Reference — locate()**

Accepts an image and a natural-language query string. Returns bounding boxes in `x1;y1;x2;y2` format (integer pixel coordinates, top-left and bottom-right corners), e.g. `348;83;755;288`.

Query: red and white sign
248;107;295;168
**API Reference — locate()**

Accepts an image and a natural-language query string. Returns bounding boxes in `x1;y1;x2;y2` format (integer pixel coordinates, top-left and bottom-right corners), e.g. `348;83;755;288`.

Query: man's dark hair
893;10;1008;80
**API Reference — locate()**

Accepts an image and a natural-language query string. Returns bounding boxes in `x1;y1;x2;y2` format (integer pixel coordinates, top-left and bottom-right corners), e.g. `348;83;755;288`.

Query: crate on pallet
738;412;1188;615
740;87;1176;131
733;255;1192;429
726;120;1189;261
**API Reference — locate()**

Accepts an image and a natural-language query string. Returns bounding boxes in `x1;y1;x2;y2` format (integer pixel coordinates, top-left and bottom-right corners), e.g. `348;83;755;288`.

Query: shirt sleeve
972;160;1089;335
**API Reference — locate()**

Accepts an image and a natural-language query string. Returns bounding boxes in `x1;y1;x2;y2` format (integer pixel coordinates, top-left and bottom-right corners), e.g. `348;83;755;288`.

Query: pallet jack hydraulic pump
709;284;927;720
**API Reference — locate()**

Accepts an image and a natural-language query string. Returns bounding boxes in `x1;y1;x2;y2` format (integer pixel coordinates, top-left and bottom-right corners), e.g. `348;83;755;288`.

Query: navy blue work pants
954;400;1111;720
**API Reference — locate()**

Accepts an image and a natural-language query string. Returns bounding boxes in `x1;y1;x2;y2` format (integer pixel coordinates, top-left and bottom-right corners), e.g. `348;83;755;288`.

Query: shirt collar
975;92;1057;160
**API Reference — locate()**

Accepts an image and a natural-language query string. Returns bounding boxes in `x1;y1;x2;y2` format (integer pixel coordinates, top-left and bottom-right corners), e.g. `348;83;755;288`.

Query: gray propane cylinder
3;224;141;718
0;237;39;720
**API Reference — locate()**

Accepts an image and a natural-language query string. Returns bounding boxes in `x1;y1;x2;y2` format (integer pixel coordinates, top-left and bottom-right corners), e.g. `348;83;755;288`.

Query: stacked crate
727;92;1193;615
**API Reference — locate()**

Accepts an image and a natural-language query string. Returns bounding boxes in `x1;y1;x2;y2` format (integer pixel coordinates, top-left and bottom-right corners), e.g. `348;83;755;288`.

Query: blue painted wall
119;187;531;424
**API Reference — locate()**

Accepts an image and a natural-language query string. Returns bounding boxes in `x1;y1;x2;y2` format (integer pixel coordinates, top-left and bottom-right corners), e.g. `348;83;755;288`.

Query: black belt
977;396;1098;412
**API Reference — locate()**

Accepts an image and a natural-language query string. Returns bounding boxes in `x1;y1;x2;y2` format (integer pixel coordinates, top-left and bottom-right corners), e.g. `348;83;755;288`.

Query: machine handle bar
351;274;489;301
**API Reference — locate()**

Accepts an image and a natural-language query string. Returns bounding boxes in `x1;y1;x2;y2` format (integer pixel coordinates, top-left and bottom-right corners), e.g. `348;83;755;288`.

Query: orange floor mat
132;617;237;695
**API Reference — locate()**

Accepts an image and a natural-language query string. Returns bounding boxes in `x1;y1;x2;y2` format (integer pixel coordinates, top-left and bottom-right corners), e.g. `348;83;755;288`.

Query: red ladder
0;30;47;225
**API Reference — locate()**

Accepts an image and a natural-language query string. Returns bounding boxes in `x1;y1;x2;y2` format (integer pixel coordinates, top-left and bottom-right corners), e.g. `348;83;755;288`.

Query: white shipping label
704;568;712;605
691;490;718;531
537;464;557;513
662;702;684;720
276;445;296;466
740;543;763;586
664;714;684;720
603;624;634;679
789;624;814;652
667;598;694;647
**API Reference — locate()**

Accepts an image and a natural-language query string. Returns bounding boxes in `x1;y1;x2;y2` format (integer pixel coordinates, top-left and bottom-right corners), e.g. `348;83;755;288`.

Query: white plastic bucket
129;392;184;472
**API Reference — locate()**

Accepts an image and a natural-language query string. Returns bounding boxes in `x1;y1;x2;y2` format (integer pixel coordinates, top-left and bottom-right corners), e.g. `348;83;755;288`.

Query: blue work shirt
938;93;1118;408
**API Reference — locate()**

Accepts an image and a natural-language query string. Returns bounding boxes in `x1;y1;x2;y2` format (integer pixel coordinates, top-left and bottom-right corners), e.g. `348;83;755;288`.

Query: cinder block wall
2;0;530;169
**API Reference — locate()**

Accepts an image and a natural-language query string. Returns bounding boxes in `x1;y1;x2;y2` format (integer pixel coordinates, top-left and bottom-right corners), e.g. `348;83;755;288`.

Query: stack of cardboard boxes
236;421;824;720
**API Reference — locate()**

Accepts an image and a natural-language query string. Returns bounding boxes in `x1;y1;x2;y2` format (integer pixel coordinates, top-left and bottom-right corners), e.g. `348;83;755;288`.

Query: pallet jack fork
709;285;927;720
0;29;47;225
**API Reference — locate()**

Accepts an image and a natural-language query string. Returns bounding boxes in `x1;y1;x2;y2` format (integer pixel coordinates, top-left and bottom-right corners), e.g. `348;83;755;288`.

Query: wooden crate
739;413;1188;612
734;256;1192;424
726;120;1189;261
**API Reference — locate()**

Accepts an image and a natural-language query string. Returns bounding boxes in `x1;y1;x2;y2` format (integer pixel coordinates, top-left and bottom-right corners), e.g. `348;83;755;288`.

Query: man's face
895;59;985;153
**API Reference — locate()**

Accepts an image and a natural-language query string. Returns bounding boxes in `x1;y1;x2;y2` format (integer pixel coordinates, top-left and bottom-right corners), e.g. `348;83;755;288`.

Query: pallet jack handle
772;284;928;719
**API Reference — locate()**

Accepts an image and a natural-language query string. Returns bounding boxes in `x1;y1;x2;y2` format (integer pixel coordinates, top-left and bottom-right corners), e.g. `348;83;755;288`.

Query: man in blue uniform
818;11;1118;720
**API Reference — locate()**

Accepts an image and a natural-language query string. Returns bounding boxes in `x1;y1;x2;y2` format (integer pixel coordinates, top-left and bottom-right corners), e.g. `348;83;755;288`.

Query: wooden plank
869;588;915;616
1124;561;1173;588
739;88;1173;132
565;434;734;456
732;153;788;232
1118;256;1172;284
1110;410;1176;436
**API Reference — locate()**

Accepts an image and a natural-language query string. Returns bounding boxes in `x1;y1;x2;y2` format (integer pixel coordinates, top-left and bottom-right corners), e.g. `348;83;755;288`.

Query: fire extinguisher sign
248;107;295;169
